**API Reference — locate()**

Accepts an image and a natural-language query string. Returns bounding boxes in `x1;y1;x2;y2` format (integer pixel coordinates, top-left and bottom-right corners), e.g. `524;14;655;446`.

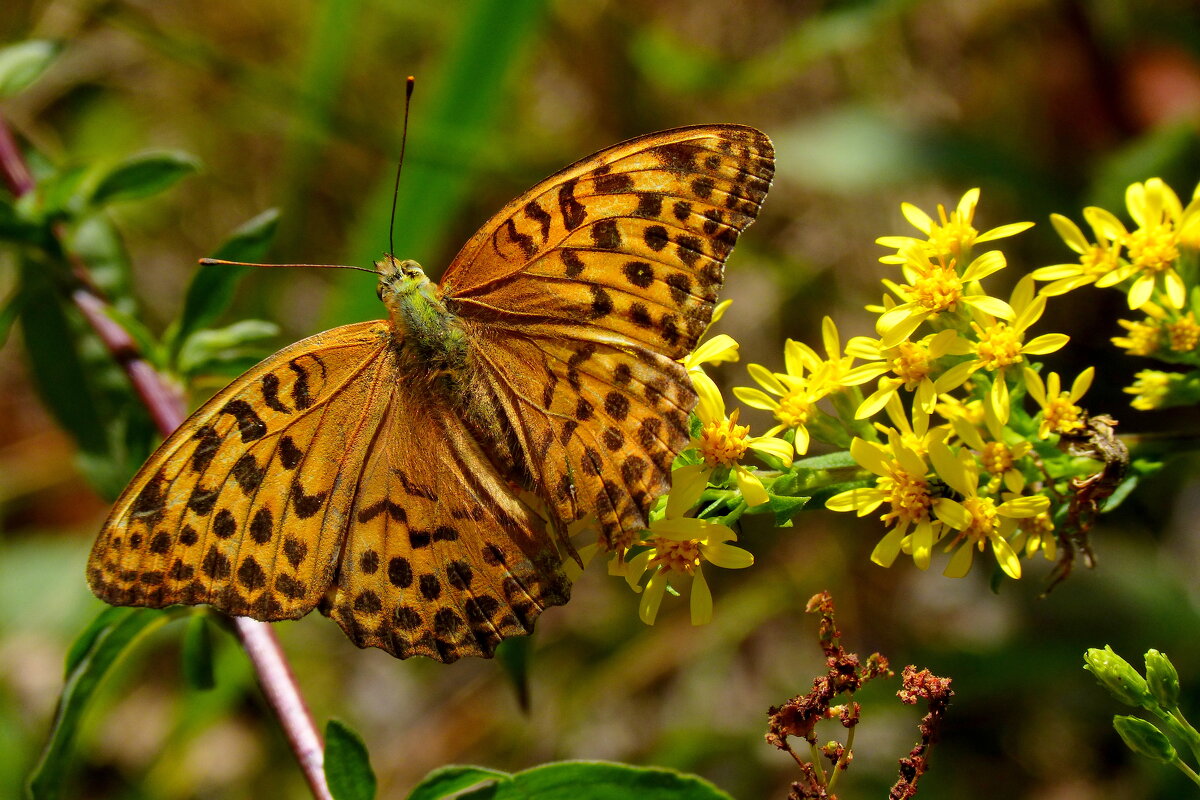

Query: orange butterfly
87;125;774;662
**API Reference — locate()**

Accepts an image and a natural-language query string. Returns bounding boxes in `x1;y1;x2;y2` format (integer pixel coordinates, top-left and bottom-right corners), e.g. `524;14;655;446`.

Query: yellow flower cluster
1038;177;1200;410
815;189;1089;578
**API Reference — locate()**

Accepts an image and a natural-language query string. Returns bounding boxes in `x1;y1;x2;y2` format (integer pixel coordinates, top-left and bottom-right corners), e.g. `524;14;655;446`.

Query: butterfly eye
376;283;385;301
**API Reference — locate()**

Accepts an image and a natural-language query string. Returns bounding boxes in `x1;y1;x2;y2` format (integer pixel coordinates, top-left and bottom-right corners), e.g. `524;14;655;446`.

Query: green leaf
0;283;26;347
176;319;279;375
181;614;216;691
28;607;180;800
325;719;377;800
496;636;531;712
0;40;61;98
765;493;811;526
68;215;136;312
406;766;508;800
89;151;200;207
407;762;734;800
169;208;280;355
792;451;858;470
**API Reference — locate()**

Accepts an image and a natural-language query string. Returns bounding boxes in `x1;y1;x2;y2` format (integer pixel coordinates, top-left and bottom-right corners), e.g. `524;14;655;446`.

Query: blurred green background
3;0;1200;797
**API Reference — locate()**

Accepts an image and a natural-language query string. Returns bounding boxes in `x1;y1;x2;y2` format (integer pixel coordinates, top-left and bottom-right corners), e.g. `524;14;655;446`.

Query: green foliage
325;719;377;800
0;40;60;98
28;608;184;800
88;151;200;207
406;762;734;800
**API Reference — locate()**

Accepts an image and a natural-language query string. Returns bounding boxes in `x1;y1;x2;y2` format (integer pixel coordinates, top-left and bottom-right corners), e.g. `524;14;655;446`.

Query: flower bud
1113;715;1176;764
1145;649;1181;710
1084;646;1152;708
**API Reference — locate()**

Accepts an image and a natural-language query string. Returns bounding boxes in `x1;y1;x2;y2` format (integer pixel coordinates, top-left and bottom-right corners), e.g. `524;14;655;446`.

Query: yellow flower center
1167;314;1200;352
1043;394;1084;435
1126;224;1179;274
974;323;1024;370
1079;243;1120;277
775;389;814;429
961;495;999;542
981;441;1014;475
1115;318;1160;356
912;268;963;313
649;538;701;574
699;414;751;467
880;467;932;527
928;211;978;257
889;341;933;386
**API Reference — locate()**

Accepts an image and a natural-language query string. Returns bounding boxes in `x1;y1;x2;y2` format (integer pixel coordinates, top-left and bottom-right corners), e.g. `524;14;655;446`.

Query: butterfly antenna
388;76;416;258
198;258;378;274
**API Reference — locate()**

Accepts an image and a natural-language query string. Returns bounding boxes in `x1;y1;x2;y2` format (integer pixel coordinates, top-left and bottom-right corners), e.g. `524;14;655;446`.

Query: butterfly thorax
376;255;468;378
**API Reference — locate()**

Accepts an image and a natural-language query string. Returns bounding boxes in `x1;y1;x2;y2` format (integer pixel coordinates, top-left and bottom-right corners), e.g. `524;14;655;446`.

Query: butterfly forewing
442;125;774;549
90;323;393;617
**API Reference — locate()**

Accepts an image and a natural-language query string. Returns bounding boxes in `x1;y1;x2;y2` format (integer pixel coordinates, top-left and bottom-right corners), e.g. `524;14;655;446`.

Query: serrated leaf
29;607;181;800
0;40;61;98
89;151;199;207
181;614;216;691
169;208;280;355
766;493;811;526
793;451;858;470
406;766;508;800
325;719;377;800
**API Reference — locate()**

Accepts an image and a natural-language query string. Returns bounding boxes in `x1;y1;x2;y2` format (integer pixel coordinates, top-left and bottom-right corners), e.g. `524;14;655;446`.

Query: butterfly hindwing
320;369;569;662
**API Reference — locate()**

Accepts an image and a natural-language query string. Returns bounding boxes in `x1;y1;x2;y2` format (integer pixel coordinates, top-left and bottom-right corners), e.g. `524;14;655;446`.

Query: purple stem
0;115;333;800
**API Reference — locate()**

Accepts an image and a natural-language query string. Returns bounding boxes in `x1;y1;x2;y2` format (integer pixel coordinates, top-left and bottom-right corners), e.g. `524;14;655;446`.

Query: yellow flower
625;466;753;625
1124;369;1172;410
734;358;825;454
1010;511;1057;562
1033;209;1124;296
928;441;1050;579
794;316;859;395
936;275;1069;423
947;401;1031;494
1121;178;1192;309
846;329;960;418
1023;367;1094;438
682;301;739;374
826;424;950;571
1112;316;1162;357
676;370;793;511
877;188;1034;262
874;247;1013;348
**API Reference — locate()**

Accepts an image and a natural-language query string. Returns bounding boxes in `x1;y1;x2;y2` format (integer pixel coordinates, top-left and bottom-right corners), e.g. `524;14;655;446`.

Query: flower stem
0;114;332;800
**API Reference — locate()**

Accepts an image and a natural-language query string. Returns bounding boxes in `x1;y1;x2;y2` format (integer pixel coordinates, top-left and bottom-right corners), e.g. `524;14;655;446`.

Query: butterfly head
374;254;432;305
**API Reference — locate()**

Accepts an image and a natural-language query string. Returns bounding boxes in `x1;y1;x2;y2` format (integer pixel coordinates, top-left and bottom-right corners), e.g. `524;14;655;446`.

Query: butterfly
87;125;775;662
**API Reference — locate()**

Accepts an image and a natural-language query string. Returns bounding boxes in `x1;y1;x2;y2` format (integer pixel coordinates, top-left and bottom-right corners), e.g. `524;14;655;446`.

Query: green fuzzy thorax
376;255;468;376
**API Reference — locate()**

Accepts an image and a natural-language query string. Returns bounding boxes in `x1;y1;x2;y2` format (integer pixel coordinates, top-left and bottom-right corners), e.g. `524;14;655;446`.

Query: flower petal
667;463;711;518
734;465;769;507
639;571;667;624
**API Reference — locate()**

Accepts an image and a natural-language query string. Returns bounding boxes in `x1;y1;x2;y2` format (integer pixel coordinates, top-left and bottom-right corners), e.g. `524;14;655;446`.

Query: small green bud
1113;715;1176;763
1145;649;1181;710
1084;646;1152;708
